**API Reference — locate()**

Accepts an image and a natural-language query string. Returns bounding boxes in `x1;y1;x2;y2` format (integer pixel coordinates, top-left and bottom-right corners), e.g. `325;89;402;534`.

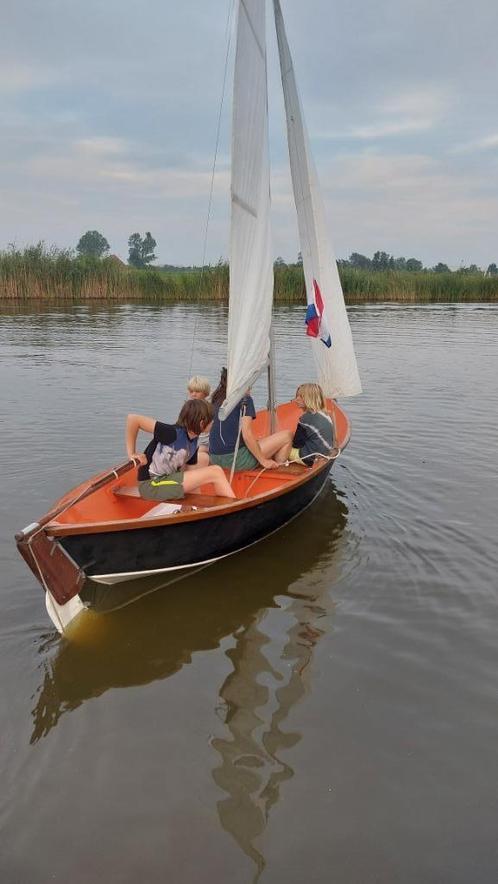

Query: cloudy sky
2;0;497;268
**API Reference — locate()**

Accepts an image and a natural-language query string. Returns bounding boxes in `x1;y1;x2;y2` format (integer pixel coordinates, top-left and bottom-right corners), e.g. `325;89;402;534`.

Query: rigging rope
243;449;342;498
188;0;236;378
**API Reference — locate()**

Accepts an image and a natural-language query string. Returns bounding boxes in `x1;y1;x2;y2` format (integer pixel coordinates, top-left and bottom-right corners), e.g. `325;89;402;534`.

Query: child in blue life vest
126;399;235;501
208;367;293;472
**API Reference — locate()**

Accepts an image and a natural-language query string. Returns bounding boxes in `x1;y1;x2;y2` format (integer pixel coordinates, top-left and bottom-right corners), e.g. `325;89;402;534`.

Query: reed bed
1;246;497;304
338;267;498;303
0;246;229;302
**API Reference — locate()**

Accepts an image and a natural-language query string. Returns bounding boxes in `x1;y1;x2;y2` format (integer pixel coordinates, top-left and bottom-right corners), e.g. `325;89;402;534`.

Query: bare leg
258;430;293;463
182;465;236;498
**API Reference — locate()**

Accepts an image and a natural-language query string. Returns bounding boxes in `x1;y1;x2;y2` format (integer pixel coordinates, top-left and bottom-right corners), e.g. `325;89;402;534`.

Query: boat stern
16;523;87;633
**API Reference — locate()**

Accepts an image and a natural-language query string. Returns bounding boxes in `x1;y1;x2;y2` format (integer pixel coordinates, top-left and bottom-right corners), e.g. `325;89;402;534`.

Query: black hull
60;463;333;579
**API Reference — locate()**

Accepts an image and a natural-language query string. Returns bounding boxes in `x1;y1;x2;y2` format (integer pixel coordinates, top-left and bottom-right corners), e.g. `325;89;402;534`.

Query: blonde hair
187;375;211;396
296;383;327;413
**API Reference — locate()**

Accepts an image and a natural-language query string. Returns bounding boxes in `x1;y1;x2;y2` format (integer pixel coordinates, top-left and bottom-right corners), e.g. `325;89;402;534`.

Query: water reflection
30;488;347;878
212;594;329;879
211;495;346;880
31;485;346;721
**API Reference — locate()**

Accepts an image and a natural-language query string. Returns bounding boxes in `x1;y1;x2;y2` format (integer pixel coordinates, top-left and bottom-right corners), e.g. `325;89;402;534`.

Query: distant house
108;254;127;268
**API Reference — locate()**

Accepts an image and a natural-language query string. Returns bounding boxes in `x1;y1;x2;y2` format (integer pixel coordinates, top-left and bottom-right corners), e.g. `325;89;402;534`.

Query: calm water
0;302;497;883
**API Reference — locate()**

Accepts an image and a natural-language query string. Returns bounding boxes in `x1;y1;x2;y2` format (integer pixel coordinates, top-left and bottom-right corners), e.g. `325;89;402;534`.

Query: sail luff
273;0;362;398
220;0;274;420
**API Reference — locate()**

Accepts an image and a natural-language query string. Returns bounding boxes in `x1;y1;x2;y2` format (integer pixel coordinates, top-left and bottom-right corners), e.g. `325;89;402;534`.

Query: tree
433;262;450;273
372;250;391;271
487;263;498;275
274;256;286;267
76;230;110;258
128;233;142;267
394;257;407;271
349;252;371;270
405;258;423;272
141;232;157;266
296;251;303;266
128;232;157;268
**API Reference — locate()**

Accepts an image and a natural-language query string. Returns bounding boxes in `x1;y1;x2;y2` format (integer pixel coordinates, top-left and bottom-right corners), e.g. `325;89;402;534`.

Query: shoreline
1;259;498;305
1;293;497;308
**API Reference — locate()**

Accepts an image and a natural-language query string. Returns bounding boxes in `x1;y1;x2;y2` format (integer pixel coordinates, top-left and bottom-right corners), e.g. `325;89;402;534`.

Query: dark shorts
210;446;259;471
138;471;185;501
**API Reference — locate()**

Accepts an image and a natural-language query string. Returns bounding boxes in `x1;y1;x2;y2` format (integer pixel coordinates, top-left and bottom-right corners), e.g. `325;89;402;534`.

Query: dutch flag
305;279;332;348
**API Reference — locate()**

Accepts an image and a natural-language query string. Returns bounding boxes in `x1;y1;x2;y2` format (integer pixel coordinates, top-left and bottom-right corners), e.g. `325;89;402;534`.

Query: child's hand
130;452;147;465
261;458;279;469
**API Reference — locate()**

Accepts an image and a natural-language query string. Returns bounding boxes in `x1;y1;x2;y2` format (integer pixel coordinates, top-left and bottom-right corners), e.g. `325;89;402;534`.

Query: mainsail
220;0;274;420
273;0;362;398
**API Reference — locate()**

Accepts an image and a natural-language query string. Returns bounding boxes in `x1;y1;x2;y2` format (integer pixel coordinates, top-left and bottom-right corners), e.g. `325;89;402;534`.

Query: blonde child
187;376;211;400
187;375;211;464
290;383;336;465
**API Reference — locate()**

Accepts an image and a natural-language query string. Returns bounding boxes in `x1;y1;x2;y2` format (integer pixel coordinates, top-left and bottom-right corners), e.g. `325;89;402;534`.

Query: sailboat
15;0;361;633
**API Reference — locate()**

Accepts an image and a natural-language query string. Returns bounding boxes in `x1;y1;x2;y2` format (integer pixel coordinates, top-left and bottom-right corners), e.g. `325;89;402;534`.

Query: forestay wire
188;0;236;378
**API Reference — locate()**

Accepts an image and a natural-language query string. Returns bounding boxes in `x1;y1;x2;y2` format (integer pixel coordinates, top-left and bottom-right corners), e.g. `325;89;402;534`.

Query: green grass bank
1;247;498;304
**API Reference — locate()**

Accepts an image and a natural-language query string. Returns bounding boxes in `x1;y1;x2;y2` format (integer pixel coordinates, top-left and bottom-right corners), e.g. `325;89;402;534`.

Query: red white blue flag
305;279;332;348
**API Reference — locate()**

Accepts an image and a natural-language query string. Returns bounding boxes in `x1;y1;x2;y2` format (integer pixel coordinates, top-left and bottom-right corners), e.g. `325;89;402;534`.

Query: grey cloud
1;0;498;266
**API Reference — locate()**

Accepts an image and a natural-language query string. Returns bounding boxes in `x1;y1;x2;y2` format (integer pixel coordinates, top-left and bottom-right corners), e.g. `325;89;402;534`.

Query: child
209;367;292;471
187;376;211;400
187;375;211;463
290;383;336;465
126;399;235;500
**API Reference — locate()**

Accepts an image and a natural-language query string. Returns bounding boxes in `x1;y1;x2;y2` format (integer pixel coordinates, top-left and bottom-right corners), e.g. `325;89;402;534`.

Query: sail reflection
211;492;347;879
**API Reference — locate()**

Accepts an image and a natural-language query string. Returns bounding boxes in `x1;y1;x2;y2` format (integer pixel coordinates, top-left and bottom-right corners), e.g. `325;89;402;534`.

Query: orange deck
46;400;350;536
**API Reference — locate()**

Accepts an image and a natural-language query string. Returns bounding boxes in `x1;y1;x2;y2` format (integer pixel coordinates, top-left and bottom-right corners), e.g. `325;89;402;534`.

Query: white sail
219;0;274;420
273;0;362;398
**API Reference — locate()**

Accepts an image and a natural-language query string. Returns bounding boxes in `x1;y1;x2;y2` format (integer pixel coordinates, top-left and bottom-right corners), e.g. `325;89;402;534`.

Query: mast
267;324;277;432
